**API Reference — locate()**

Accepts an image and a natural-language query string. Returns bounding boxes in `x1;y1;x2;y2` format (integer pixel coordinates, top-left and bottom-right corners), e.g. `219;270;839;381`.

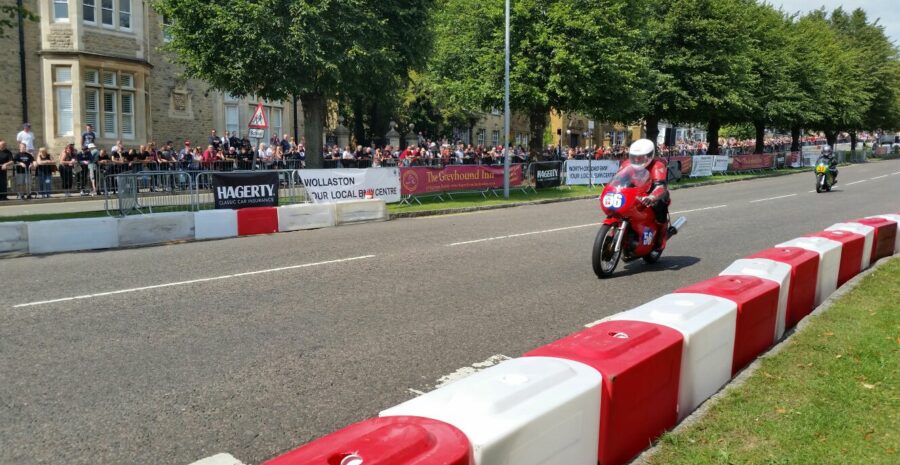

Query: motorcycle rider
819;145;838;184
618;138;676;244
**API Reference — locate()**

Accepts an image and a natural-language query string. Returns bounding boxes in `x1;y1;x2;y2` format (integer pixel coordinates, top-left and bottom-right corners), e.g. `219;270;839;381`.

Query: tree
153;0;433;167
634;0;758;154
0;3;37;39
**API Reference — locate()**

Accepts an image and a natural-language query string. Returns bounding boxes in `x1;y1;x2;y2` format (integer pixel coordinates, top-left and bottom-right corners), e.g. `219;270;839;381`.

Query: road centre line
870;175;889;180
846;180;867;186
12;255;376;308
670;204;729;215
447;223;602;246
749;194;797;203
892;171;900;176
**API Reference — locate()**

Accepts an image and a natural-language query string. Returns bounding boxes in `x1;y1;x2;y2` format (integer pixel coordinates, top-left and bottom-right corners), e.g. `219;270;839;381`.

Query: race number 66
602;193;624;209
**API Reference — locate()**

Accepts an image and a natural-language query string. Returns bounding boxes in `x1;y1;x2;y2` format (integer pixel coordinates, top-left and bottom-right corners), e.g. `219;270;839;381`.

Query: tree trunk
790;125;801;152
352;97;366;147
301;93;326;169
645;114;660;148
754;121;766;154
707;117;721;155
850;131;858;152
824;130;837;147
529;108;548;159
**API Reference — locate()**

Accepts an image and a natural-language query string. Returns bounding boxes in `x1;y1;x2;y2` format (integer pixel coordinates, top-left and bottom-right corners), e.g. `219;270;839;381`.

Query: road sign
248;103;268;129
248;128;265;139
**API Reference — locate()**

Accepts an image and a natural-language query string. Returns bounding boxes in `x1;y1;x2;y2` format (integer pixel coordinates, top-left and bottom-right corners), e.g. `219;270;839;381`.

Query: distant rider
820;145;838;184
617;139;677;242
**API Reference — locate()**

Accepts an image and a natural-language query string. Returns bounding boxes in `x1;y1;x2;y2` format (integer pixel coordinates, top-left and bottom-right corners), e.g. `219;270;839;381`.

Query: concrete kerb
390;168;812;220
0;221;28;256
627;252;899;465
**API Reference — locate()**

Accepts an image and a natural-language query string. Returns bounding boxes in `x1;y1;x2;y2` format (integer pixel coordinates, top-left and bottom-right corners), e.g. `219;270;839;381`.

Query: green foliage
0;4;37;39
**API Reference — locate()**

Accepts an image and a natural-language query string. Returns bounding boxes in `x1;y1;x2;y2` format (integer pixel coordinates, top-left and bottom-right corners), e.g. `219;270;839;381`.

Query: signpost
248;103;268;170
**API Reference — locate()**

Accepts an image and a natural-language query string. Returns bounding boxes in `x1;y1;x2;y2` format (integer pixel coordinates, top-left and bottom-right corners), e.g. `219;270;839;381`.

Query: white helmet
628;138;655;168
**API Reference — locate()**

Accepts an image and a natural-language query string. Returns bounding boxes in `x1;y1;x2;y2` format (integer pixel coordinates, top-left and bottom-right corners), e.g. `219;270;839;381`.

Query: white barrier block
334;199;387;225
194;210;238;240
0;221;28;254
27;217;119;254
118;212;195;247
381;357;601;465
826;222;875;269
870;214;900;254
720;258;792;341
777;237;841;306
277;204;335;232
608;293;737;420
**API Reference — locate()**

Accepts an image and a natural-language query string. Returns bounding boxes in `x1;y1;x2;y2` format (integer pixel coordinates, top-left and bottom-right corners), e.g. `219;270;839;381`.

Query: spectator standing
229;131;241;150
280;134;291;154
209;129;222;152
13;143;34;199
0;140;12;200
16;123;35;152
81;124;97;147
76;145;92;195
34;147;55;198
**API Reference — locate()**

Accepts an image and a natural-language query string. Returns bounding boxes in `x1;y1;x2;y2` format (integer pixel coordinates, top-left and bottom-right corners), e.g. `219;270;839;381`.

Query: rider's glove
640;195;656;207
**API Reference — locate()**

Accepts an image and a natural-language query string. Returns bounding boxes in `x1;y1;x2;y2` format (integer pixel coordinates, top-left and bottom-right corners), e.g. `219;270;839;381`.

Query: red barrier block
524;320;682;465
262;416;473;465
237;207;279;236
853;217;897;263
677;276;779;375
805;230;864;287
748;247;819;329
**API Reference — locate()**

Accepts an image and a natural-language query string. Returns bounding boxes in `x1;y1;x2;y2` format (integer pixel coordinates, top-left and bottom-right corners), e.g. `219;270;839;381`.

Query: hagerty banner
297;168;402;203
532;162;562;188
212;172;279;209
400;165;524;195
564;160;620;185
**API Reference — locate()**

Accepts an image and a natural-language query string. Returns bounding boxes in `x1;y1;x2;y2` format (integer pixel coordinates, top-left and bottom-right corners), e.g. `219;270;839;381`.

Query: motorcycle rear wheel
593;224;621;279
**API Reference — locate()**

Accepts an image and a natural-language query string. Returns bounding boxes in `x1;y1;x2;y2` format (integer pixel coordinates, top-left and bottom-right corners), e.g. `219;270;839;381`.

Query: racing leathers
619;157;670;242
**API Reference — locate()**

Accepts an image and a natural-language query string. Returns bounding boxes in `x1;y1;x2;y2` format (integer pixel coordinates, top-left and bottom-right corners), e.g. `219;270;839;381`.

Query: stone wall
0;0;44;150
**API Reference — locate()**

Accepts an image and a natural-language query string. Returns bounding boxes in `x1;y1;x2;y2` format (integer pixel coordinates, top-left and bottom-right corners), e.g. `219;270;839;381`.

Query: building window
225;104;239;135
162;15;173;42
101;0;114;26
491;130;500;147
85;68;136;140
84;0;96;24
119;0;131;30
491;107;500;116
53;0;69;22
54;67;73;136
477;129;485;146
270;108;283;141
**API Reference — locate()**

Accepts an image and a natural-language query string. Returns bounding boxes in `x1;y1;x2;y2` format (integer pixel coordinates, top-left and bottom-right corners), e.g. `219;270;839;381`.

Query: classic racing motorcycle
814;156;835;193
592;165;686;278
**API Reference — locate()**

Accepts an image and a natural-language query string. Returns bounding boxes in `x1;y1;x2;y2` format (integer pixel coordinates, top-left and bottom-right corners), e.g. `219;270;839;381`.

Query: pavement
2;159;900;465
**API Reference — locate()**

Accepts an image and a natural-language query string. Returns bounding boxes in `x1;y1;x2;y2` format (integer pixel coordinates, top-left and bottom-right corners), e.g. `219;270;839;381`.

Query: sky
774;1;900;45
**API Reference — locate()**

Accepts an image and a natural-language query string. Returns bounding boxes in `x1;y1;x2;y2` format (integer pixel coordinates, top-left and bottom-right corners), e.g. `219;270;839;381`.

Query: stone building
1;1;296;155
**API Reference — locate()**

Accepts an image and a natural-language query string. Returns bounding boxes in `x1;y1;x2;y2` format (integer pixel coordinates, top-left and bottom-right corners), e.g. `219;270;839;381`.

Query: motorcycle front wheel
816;174;824;193
592;224;622;279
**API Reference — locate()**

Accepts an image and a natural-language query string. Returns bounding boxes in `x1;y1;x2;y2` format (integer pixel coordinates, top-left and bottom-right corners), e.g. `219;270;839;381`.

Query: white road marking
13;255;376;308
808;190;817;193
670;205;728;215
846;180;867;186
407;354;512;397
749;194;797;203
892;171;900;176
585;316;616;328
870;175;889;180
447;223;601;246
188;453;246;465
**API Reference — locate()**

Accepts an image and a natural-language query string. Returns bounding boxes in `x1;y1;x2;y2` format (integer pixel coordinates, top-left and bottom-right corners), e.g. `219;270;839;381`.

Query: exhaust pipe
668;216;687;239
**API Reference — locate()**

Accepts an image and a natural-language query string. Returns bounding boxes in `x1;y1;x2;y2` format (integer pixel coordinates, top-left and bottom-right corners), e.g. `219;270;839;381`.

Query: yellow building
549;111;642;149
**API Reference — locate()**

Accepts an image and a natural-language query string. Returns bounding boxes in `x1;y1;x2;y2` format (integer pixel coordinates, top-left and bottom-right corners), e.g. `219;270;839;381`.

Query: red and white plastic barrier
255;210;899;465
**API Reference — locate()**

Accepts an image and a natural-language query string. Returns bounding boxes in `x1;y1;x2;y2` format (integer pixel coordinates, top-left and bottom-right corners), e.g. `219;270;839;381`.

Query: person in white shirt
16;123;34;152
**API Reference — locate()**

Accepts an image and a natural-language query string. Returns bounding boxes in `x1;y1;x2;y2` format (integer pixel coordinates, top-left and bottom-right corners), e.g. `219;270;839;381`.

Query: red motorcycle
592;165;686;278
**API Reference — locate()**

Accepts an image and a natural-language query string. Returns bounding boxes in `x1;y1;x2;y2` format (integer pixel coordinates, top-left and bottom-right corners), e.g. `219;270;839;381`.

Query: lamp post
502;0;511;199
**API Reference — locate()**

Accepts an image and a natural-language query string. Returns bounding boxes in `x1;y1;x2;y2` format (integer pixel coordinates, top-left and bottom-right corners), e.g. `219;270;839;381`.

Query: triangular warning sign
248;103;268;129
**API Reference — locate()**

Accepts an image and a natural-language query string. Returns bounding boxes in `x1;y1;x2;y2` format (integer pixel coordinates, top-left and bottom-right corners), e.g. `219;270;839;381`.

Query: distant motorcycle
815;156;835;193
592;165;686;278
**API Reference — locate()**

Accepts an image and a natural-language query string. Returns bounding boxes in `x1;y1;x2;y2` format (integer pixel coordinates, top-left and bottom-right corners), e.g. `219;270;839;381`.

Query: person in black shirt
0;140;13;200
13;143;34;200
229;131;241;151
81;124;97;147
209;129;222;152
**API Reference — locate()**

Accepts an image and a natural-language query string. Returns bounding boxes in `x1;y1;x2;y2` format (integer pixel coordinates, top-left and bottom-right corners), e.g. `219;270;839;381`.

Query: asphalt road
3;160;900;465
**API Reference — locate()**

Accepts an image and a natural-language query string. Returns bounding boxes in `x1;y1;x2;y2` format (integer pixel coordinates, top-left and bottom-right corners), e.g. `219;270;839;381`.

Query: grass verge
645;258;900;465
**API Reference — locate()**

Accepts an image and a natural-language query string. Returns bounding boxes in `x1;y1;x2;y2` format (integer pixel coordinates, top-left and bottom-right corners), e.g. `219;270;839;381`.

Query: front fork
613;220;629;254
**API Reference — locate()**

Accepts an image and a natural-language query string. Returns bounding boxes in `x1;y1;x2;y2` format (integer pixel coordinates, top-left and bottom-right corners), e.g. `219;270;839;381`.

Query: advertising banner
731;154;774;171
690;155;715;177
712;156;730;173
298;168;401;203
532;162;562;188
564;160;620;185
666;156;693;176
400;165;523;195
212;172;279;209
